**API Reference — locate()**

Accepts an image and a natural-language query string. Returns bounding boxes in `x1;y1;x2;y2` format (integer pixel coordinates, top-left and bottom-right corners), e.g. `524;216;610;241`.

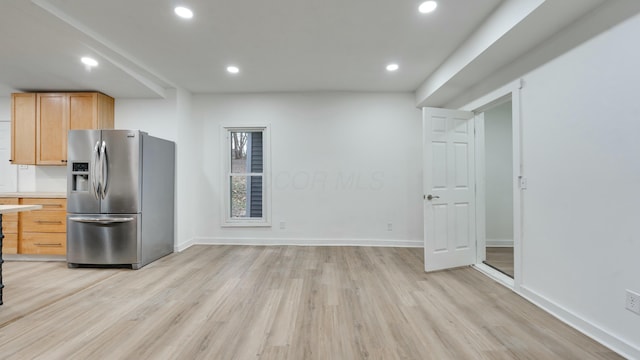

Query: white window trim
220;124;271;227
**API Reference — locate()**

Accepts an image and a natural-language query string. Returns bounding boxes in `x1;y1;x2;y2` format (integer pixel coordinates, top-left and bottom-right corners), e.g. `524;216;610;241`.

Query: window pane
230;175;247;217
230;131;263;173
230;132;248;173
230;175;263;218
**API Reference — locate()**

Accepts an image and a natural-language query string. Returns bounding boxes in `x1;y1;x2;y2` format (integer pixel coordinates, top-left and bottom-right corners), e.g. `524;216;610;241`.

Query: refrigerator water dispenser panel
71;162;89;192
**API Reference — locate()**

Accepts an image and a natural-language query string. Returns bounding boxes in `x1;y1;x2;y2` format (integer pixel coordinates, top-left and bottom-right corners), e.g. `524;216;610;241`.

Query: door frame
460;79;523;291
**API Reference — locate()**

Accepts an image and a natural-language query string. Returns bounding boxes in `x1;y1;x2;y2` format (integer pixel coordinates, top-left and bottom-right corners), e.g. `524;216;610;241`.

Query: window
222;126;270;226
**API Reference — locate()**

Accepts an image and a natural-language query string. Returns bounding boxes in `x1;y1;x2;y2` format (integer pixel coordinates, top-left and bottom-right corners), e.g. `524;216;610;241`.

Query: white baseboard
486;238;514;247
181;237;423;249
174;238;197;252
517;285;640;360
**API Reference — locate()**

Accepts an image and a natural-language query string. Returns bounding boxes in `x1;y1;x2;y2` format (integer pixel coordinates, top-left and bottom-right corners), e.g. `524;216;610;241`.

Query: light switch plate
519;176;528;189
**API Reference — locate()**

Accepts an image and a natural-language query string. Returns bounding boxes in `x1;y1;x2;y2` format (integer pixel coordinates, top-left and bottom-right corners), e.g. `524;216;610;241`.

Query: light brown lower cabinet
0;198;19;254
19;233;66;255
1;197;67;255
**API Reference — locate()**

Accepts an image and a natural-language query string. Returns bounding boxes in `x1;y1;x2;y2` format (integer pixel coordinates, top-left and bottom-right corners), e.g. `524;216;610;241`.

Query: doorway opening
470;79;522;289
480;100;514;278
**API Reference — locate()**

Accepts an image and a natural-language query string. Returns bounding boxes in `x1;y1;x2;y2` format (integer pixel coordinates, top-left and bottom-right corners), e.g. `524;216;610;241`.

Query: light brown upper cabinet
11;93;37;164
37;93;68;165
11;92;114;165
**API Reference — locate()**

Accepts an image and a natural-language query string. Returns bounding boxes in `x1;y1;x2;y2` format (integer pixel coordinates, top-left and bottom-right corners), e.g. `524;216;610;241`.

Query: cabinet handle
34;243;62;247
35;220;62;224
61;160;68;163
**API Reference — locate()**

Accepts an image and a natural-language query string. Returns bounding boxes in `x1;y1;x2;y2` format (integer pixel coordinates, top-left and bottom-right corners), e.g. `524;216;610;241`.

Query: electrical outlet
279;221;286;230
626;290;640;315
387;222;393;231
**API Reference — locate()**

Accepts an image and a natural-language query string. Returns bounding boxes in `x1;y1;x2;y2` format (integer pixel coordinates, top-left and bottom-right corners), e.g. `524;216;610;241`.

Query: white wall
0;98;16;192
0;97;8;118
115;88;196;250
174;88;197;251
484;101;513;245
115;89;181;143
191;92;423;246
456;12;640;359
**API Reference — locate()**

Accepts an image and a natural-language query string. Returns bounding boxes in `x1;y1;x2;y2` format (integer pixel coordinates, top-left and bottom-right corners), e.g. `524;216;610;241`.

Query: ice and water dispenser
71;162;89;192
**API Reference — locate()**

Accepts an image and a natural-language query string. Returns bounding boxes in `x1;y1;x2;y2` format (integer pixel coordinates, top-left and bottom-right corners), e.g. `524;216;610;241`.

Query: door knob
426;194;440;201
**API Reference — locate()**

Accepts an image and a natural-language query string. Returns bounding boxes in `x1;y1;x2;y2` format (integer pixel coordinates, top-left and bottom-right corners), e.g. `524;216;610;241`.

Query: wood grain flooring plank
0;246;624;360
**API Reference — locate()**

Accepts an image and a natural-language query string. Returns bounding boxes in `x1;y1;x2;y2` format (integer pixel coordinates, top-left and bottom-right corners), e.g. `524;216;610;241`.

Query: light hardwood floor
485;247;515;278
0;246;621;359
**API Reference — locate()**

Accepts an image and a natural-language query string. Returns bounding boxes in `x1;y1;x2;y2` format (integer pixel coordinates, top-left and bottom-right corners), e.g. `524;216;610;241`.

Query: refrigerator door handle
100;140;108;199
92;140;101;199
69;217;135;224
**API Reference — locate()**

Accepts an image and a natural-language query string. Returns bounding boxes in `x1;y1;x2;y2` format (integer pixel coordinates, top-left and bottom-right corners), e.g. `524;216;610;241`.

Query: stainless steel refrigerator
66;130;175;269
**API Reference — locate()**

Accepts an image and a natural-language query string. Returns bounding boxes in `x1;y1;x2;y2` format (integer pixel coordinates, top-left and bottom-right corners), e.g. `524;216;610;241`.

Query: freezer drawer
67;214;140;266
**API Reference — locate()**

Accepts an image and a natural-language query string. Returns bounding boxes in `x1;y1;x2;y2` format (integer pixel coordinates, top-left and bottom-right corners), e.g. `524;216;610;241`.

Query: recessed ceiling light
227;66;240;74
81;57;98;67
386;63;399;72
174;6;193;19
419;1;437;14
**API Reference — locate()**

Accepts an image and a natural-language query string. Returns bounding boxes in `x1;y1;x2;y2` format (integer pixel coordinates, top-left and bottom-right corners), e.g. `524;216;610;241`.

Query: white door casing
459;79;522;289
423;107;476;272
474;112;486;263
0;121;18;192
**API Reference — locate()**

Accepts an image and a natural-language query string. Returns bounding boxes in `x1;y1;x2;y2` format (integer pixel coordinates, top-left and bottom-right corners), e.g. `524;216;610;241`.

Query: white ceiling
0;0;636;101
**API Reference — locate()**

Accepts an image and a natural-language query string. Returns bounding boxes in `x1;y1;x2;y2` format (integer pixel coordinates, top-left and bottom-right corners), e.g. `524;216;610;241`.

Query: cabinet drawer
20;198;67;211
19;232;66;255
1;213;18;234
20;211;66;233
0;198;19;205
1;233;18;254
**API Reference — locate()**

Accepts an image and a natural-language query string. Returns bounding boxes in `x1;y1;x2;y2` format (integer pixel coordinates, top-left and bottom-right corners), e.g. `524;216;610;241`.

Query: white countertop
0;192;66;198
0;204;43;214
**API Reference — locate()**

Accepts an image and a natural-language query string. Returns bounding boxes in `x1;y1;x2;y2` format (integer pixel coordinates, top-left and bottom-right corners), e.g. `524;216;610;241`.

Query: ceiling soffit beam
32;0;173;98
415;0;545;107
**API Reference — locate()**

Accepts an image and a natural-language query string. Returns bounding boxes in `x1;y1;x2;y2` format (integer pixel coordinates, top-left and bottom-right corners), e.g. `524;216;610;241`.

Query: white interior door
423;107;476;272
0;121;17;192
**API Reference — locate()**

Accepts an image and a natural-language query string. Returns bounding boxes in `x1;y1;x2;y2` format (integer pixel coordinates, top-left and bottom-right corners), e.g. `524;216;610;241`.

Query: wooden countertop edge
0;204;44;214
0;193;67;198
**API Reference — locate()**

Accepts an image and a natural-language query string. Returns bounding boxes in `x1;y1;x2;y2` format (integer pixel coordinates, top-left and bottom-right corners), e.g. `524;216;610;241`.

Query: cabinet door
36;93;68;165
69;93;97;130
11;93;36;164
96;93;115;129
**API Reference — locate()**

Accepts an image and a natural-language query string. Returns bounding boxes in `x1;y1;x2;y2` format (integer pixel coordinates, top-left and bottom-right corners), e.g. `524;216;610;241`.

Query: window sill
221;221;272;228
